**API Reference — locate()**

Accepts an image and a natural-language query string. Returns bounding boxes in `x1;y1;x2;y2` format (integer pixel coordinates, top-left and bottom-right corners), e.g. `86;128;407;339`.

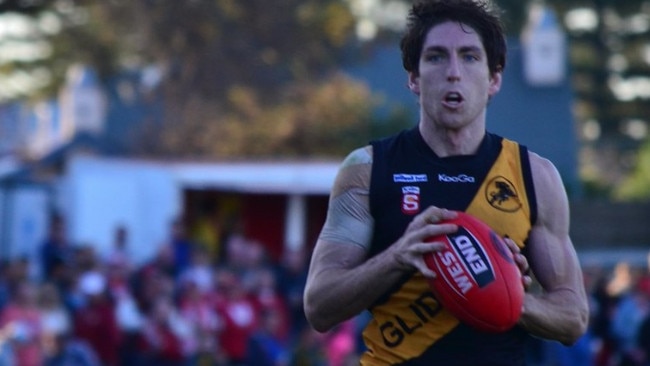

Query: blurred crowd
523;260;650;366
2;214;650;366
0;215;361;366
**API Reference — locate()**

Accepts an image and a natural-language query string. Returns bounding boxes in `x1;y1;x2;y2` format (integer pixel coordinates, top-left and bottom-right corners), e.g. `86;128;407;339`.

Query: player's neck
419;122;485;157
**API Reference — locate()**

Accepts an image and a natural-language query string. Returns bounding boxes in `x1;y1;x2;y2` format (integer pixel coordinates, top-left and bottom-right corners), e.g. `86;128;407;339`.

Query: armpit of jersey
319;187;373;250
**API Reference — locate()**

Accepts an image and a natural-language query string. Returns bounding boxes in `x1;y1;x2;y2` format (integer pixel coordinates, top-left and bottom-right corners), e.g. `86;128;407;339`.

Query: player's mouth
442;92;464;109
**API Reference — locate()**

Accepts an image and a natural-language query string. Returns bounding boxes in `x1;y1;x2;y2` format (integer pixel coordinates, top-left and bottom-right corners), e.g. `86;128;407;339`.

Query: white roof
170;161;341;195
68;155;341;195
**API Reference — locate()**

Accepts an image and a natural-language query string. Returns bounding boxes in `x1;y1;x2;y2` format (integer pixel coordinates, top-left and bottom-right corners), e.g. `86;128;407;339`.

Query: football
423;211;524;333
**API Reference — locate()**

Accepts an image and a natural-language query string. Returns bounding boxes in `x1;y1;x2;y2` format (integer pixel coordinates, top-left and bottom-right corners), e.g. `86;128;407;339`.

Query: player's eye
462;53;479;62
424;52;445;63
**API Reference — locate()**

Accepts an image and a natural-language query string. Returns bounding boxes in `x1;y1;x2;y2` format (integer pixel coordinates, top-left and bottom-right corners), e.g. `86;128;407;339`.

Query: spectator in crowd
165;217;197;279
177;275;222;364
635;287;650;366
38;280;101;366
277;248;309;340
132;248;176;314
250;267;291;342
0;340;15;366
137;295;194;366
323;319;357;366
246;308;292;366
42;334;101;366
105;224;133;272
38;282;72;344
0;260;12;310
291;327;328;366
179;246;215;296
592;271;622;366
221;231;249;272
72;270;121;366
5;258;31;293
105;258;143;366
191;201;223;264
0;280;44;366
611;275;650;366
214;267;259;365
40;215;74;285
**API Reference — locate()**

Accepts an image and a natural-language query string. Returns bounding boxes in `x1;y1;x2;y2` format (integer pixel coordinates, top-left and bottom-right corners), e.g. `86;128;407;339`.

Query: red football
423;211;524;333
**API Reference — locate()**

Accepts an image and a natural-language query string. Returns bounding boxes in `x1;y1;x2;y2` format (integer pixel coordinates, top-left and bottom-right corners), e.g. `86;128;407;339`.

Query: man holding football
303;0;589;364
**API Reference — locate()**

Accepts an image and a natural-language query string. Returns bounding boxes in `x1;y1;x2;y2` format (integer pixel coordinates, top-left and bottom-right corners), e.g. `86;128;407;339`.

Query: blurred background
0;0;649;365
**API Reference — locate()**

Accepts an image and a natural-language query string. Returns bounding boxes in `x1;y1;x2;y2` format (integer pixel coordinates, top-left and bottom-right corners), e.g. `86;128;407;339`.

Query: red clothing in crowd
0;304;43;366
216;296;259;362
73;299;121;366
137;321;185;363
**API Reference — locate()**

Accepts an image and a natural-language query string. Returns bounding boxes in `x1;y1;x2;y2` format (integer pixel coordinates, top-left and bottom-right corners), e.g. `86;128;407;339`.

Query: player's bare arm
303;146;458;332
517;152;589;345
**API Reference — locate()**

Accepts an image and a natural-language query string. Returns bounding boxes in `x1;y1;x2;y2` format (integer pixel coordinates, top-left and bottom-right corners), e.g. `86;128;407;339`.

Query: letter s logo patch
401;186;420;215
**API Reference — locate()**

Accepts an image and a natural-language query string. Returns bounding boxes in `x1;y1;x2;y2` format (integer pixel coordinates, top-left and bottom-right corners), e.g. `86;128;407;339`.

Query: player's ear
408;72;420;96
488;71;502;97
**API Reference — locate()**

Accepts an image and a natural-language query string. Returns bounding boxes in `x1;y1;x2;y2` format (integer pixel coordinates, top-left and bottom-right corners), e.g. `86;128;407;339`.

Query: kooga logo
438;174;475;183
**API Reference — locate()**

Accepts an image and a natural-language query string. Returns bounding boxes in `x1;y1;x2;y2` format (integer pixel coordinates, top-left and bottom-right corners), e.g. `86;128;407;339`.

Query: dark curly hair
400;0;506;76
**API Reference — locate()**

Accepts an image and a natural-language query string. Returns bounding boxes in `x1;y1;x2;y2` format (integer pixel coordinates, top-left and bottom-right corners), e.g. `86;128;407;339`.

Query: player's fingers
393;241;441;273
503;237;531;288
413;259;437;279
503;237;528;273
422;207;457;224
503;237;521;254
419;223;458;242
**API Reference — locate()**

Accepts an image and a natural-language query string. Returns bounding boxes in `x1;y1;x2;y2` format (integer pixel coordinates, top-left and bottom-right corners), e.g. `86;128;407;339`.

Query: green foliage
80;0;357;100
2;0;385;158
614;139;650;201
132;74;385;159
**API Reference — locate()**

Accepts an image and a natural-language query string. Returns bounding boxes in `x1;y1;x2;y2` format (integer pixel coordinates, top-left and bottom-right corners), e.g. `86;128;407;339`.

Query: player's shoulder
341;145;373;168
331;146;373;193
525;149;568;217
526;150;561;183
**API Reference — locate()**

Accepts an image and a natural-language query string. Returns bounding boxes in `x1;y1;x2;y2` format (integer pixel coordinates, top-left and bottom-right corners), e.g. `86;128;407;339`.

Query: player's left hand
503;237;532;290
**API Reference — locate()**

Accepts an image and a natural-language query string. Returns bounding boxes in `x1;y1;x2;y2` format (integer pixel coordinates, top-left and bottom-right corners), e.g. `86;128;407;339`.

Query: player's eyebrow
423;44;483;53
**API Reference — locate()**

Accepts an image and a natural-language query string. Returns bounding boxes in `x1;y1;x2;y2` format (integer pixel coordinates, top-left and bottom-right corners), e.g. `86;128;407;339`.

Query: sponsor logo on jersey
435;227;495;296
437;173;475;183
485;176;522;212
401;186;420;215
377;291;442;348
393;174;428;183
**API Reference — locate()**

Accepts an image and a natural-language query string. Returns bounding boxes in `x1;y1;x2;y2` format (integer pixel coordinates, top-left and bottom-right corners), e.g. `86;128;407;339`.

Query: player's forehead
422;21;485;53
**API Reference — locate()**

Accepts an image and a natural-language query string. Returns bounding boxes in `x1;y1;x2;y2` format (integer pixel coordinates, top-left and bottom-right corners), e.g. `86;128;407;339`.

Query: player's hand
503;237;532;290
389;206;458;279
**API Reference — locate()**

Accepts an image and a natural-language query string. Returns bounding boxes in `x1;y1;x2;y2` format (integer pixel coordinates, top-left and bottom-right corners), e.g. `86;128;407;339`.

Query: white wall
0;185;49;279
64;156;181;264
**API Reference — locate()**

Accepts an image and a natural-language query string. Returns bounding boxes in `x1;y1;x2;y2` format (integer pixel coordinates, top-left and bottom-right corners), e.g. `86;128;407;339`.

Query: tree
614;138;650;201
132;72;412;158
3;0;409;158
544;0;650;197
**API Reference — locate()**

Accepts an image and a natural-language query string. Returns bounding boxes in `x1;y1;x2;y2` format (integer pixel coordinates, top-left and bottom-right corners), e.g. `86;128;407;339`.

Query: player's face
408;21;502;132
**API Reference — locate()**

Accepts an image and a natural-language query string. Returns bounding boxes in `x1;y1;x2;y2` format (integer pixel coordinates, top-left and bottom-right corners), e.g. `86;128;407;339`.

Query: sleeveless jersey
361;127;537;366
